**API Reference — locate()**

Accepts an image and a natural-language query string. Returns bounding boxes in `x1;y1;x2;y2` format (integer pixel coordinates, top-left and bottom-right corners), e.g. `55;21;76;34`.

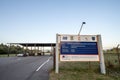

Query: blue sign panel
61;42;98;55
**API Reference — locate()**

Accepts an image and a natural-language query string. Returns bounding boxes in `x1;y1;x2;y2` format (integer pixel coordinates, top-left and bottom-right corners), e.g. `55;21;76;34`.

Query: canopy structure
8;43;56;56
8;43;56;47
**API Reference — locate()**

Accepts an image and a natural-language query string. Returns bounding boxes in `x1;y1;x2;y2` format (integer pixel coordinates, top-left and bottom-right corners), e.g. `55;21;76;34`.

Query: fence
104;53;120;78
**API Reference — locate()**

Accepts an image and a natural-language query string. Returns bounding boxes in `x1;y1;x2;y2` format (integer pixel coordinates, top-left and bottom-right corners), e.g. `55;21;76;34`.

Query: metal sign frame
55;34;106;74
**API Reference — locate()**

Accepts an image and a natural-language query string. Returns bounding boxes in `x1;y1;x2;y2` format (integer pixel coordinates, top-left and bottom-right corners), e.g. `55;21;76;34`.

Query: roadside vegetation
50;48;120;80
0;43;52;57
0;43;24;57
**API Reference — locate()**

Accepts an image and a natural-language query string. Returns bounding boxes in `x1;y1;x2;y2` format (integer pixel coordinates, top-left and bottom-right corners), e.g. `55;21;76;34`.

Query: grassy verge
50;62;115;80
0;54;16;57
50;53;120;80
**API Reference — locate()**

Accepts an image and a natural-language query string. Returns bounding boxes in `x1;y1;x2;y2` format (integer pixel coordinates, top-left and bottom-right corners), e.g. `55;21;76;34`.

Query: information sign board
59;35;99;61
61;42;98;55
55;34;106;74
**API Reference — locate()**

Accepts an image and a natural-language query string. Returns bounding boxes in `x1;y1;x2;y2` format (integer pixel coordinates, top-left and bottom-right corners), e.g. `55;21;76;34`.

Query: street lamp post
78;22;86;35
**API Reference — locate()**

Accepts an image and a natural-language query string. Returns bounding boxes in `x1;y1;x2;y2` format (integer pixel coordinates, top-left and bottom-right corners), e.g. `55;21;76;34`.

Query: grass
0;54;16;57
49;53;120;80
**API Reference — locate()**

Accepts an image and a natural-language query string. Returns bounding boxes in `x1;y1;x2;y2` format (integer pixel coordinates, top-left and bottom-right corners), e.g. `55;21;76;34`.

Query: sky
0;0;120;49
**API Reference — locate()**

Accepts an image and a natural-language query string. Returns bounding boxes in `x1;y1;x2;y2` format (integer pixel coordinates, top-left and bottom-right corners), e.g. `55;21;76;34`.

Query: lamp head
82;22;86;24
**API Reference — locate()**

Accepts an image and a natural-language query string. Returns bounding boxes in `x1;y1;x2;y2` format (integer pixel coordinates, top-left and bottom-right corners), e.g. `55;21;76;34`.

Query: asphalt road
0;56;53;80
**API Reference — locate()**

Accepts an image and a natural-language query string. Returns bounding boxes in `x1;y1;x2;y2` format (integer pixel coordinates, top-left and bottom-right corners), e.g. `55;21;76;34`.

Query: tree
0;43;8;54
0;43;25;54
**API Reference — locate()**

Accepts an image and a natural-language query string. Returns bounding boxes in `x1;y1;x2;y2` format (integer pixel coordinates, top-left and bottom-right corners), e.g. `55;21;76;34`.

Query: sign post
55;34;59;73
97;35;106;74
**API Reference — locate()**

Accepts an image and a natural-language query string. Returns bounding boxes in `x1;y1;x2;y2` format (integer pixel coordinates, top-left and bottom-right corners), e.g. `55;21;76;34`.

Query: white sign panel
60;55;99;61
61;35;97;42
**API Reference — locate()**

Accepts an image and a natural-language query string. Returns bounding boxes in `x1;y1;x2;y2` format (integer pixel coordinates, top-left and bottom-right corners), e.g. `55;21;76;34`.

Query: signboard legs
55;34;59;73
98;35;106;74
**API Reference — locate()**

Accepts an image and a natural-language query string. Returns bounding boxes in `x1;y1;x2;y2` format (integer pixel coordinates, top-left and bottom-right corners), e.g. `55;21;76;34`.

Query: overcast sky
0;0;120;49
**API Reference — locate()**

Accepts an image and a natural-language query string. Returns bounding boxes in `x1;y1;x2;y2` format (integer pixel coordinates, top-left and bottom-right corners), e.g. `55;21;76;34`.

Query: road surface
0;56;53;80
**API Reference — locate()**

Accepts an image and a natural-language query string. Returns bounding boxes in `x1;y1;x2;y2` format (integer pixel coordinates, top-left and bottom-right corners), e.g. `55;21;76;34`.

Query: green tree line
0;43;24;54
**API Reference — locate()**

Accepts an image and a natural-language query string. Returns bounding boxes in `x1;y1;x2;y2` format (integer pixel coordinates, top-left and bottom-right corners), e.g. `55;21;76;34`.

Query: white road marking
36;57;51;72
